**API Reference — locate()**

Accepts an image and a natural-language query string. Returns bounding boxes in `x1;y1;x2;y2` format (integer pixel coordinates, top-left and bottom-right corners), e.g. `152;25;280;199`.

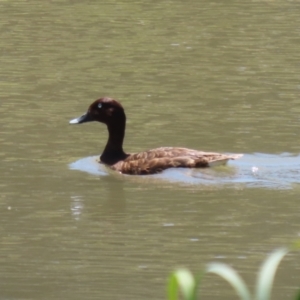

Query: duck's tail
208;154;243;167
228;154;243;160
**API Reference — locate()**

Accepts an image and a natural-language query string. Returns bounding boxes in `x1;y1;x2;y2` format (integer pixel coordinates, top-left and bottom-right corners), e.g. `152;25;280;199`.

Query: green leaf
294;289;300;300
168;269;197;300
255;247;289;300
206;262;251;300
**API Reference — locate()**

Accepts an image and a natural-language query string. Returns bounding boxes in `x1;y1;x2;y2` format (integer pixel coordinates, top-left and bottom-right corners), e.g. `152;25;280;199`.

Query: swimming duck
69;97;242;175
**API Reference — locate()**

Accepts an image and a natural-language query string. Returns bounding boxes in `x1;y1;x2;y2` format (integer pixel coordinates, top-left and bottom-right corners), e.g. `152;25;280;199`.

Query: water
1;1;300;299
70;153;300;189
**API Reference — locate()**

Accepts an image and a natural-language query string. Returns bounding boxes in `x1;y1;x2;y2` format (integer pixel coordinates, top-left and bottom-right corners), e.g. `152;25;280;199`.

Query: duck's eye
98;103;102;109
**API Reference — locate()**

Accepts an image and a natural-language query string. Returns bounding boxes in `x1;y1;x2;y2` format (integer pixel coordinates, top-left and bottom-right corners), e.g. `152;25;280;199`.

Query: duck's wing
113;147;242;175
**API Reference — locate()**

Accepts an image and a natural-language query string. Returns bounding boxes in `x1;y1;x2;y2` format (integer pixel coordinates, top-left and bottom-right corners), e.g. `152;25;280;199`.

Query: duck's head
69;97;125;126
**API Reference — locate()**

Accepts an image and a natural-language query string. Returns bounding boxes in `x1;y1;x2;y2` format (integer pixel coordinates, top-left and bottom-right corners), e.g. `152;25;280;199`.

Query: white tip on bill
69;118;79;124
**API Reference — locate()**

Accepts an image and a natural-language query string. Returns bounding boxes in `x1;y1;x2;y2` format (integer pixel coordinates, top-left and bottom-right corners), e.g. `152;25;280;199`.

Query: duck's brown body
111;147;241;175
69;97;242;175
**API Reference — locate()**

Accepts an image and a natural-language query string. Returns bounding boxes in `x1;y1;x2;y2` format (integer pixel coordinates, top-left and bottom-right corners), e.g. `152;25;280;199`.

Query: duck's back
110;147;242;175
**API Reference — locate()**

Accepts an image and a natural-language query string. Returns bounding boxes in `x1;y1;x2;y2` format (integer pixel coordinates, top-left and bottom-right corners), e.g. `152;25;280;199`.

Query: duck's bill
69;112;93;124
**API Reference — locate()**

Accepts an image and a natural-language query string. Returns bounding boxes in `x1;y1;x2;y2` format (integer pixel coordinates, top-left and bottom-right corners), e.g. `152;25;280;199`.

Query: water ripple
69;153;300;189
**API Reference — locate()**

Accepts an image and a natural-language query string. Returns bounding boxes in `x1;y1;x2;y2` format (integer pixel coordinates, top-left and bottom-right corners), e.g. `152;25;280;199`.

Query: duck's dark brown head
69;97;125;126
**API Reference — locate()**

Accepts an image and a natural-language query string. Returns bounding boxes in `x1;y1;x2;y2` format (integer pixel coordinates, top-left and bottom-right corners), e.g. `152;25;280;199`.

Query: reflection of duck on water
70;97;242;175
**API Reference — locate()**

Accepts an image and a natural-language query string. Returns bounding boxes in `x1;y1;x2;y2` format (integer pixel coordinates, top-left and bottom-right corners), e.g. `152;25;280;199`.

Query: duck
69;97;242;175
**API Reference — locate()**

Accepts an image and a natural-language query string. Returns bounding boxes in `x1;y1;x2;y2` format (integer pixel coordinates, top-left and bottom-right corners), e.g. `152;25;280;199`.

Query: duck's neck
100;121;128;165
